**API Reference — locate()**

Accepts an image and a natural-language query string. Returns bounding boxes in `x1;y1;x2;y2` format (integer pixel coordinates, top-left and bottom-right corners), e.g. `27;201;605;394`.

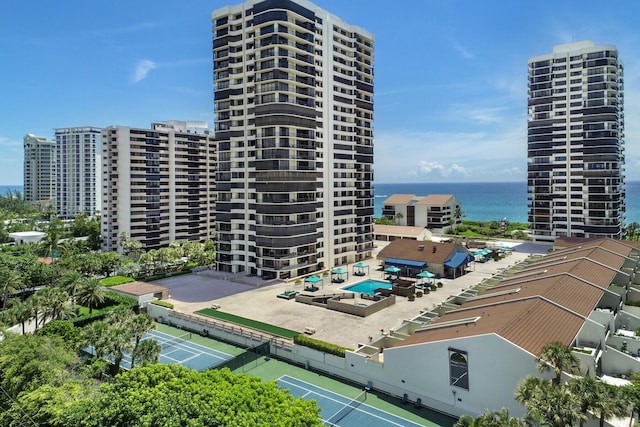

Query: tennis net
325;390;367;426
159;332;192;350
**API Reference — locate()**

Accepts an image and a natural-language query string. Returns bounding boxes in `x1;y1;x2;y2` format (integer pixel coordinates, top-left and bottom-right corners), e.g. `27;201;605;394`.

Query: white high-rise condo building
212;0;375;279
55;127;102;218
23;134;55;205
101;122;216;252
527;41;625;242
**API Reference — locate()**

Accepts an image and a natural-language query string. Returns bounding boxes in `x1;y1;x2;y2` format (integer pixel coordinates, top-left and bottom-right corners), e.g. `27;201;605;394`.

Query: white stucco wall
376;334;545;418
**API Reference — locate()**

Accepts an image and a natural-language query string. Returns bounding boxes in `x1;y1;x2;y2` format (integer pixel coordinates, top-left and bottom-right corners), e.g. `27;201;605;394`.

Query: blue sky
1;0;639;184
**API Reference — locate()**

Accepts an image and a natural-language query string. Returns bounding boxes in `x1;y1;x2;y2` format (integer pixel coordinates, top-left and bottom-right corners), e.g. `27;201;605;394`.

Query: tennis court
120;330;233;371
278;375;426;426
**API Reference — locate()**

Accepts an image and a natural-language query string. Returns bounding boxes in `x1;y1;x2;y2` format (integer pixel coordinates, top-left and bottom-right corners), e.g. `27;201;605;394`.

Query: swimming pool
342;279;392;296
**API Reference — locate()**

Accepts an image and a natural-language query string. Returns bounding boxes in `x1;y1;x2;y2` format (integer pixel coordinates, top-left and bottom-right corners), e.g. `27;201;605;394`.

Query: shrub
100;275;135;287
436;282;444;288
415;291;423;298
294;334;350;358
408;294;415;302
424;288;430;294
98;291;137;309
36;320;83;347
151;300;174;309
625;300;640;307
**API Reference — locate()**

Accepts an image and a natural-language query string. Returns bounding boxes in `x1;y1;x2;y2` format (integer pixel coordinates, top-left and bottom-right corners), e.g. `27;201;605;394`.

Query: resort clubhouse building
212;0;375;280
527;40;625;242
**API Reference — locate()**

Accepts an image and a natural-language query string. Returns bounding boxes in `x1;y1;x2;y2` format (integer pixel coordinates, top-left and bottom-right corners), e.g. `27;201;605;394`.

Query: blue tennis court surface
120;330;233;371
277;375;425;426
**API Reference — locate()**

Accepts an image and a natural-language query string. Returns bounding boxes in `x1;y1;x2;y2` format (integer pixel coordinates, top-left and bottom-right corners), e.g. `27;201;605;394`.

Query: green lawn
196;308;301;339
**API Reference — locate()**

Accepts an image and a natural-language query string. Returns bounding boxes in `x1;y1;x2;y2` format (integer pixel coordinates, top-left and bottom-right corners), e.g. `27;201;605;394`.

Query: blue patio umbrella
384;266;401;274
353;262;369;276
331;267;348;283
417;270;435;284
417;271;435;278
304;275;323;290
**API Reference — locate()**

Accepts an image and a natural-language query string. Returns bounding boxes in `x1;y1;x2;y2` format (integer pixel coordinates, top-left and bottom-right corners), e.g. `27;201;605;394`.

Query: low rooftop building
382;194;461;232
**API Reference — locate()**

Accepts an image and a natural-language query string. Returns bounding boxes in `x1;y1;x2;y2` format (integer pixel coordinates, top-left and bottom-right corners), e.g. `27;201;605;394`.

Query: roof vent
418;245;424;251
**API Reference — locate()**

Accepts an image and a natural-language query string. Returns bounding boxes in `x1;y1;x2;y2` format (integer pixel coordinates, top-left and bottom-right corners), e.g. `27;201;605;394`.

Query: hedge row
294;335;351;358
151;300;174;309
100;275;135;287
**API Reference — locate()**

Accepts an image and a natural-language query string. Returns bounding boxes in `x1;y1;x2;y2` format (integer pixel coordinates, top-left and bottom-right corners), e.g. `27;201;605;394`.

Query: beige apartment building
55;127;102;219
382;194;462;232
23;134;56;206
101;121;216;252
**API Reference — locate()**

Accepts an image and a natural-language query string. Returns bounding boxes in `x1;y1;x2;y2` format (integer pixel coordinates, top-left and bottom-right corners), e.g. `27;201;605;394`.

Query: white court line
278;376;422;427
147;331;232;364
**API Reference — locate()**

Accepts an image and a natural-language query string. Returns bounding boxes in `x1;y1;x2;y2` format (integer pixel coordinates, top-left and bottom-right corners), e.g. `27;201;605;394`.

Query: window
449;348;469;390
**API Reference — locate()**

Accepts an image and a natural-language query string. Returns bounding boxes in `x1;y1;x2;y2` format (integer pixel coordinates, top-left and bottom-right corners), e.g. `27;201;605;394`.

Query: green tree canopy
84;364;322;427
0;333;79;406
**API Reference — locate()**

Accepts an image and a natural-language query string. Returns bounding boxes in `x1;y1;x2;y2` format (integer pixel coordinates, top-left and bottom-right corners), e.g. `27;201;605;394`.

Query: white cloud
374;120;527;183
502;167;521;175
133;59;157;83
452;41;473;59
93;22;158;36
448;104;508;124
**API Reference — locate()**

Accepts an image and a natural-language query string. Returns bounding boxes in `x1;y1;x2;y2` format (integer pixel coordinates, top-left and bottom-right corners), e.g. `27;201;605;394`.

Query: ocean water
0;185;23;196
3;182;639;225
374;181;640;225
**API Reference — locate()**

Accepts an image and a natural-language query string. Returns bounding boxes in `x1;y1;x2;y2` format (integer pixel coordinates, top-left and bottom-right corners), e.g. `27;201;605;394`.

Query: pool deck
160;241;552;349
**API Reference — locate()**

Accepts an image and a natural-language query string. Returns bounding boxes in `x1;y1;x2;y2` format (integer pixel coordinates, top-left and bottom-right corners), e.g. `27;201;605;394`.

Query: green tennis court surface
278;375;426;426
120;330;233;371
196;308;301;338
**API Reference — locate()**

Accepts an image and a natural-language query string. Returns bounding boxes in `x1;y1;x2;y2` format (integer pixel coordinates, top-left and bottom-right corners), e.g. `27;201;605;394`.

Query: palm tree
105;325;134;374
567;375;600;426
40;216;64;258
105;305;134;326
454;414;482;427
39;286;74;322
0;267;23;309
535;341;579;387
590;383;628;427
57;270;83;305
28;291;45;330
77;278;105;314
128;314;155;369
456;409;525;427
628;376;640;425
83;320;109;358
515;376;580;427
132;338;161;368
8;299;32;334
514;375;545;405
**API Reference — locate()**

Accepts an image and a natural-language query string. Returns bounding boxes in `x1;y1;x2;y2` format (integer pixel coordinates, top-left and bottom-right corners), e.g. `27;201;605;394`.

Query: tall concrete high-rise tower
23;134;55;206
55;127;102;218
212;0;374;279
527;41;625;242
